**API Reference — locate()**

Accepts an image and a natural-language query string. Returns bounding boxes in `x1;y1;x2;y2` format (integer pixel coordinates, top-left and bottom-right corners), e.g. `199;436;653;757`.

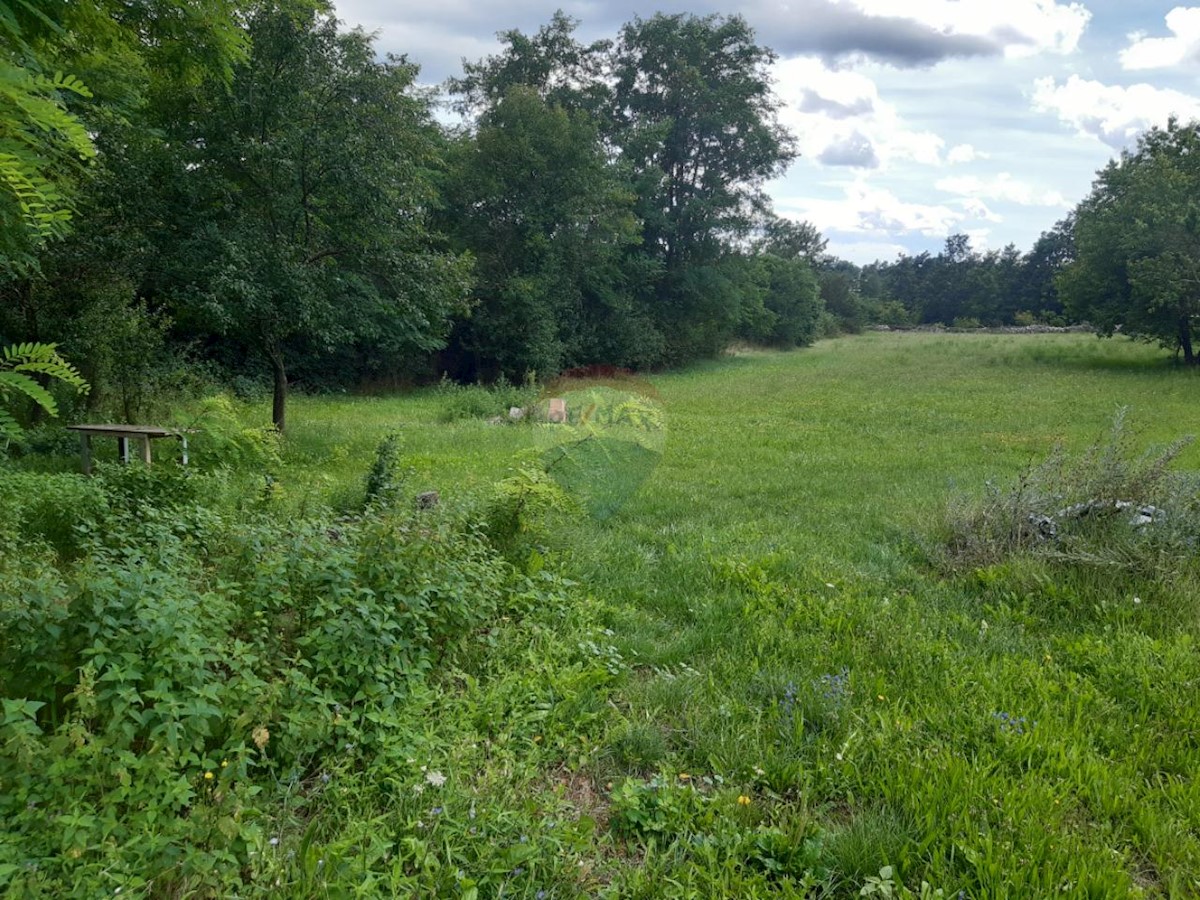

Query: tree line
0;2;825;430
1;1;1196;433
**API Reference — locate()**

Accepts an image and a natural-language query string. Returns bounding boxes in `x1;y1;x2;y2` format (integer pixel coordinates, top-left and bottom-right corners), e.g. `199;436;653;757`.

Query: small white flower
425;769;446;788
835;752;844;761
1133;596;1142;605
825;582;835;589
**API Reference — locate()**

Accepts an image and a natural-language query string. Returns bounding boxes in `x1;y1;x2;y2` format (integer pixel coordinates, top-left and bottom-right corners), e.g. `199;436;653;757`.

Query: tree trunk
269;350;287;432
1180;317;1196;365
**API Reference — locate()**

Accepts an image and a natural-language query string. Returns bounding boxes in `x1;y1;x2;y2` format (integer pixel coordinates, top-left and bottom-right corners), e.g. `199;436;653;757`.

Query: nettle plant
0;342;88;443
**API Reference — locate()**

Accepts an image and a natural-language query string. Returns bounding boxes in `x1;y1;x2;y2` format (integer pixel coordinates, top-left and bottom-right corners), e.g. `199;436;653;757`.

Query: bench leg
118;436;130;464
141;436;153;466
180;435;189;466
80;433;92;475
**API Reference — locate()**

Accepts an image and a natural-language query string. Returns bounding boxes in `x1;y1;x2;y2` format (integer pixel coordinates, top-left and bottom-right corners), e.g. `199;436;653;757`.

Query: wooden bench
67;424;192;475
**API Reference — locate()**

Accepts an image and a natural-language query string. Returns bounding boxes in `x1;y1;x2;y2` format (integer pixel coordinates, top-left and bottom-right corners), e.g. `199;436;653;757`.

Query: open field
264;332;1200;896
5;332;1200;897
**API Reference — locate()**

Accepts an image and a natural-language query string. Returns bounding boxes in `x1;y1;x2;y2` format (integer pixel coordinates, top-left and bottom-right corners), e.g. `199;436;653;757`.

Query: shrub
816;310;842;339
4;423;79;460
174;393;282;471
481;462;575;558
435;373;539;422
362;431;407;508
0;469;109;557
1013;310;1038;327
0;462;560;895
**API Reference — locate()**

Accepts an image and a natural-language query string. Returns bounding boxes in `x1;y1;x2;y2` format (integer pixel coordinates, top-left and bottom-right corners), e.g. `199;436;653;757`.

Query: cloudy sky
333;0;1200;264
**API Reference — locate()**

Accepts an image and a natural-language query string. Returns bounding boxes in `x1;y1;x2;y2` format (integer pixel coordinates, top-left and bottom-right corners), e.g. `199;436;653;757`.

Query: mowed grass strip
282;333;1200;896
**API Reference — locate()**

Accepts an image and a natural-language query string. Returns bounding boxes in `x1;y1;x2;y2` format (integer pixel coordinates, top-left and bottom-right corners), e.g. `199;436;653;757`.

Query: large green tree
447;11;612;121
0;0;248;274
1018;215;1074;322
441;86;646;379
162;3;469;429
742;214;824;346
611;13;795;362
1060;119;1200;364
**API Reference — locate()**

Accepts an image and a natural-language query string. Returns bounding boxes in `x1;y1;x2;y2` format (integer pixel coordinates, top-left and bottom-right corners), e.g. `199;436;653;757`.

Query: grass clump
941;407;1198;574
435;373;539;422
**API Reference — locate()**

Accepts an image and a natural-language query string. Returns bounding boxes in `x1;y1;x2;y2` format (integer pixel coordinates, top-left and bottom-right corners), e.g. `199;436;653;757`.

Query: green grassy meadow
7;332;1200;898
248;332;1200;897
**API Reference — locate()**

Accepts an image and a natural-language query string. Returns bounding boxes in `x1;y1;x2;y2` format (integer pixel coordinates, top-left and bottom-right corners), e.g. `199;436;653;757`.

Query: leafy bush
435;373;539;422
481;461;575;558
1013;310;1038;327
0;461;561;895
362;430;408;508
174;394;282;471
816;310;842;339
92;460;211;516
0;469;109;557
3;423;79;460
874;300;913;328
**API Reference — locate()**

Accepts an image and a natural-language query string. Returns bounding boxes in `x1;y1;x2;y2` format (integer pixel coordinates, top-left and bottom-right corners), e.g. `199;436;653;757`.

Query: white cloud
775;57;945;169
825;237;909;264
963;227;992;249
935;172;1070;207
777;178;964;238
1120;7;1200;70
946;143;987;164
1032;75;1200;146
960;198;1003;222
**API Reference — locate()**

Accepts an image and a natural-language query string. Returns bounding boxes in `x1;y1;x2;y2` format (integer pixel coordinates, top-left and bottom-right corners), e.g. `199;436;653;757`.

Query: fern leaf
0;406;20;441
11;360;87;390
0;370;58;416
47;72;92;98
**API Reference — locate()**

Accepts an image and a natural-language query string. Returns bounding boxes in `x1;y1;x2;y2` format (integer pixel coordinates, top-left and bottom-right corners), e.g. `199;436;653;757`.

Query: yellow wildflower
737;795;751;806
204;771;214;781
